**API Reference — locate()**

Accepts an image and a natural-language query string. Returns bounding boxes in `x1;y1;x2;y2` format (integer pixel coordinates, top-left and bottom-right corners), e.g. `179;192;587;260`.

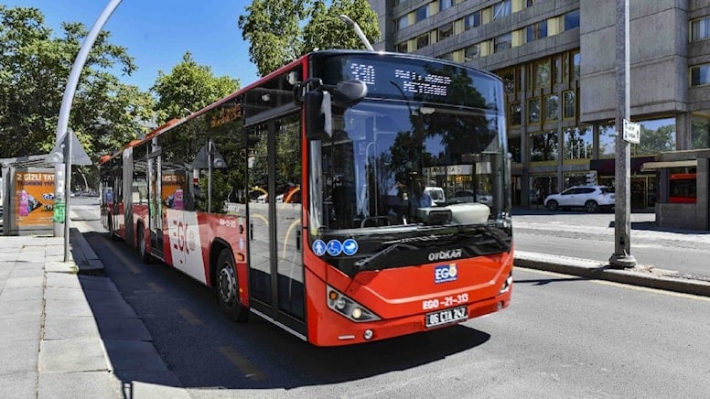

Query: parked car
544;185;615;213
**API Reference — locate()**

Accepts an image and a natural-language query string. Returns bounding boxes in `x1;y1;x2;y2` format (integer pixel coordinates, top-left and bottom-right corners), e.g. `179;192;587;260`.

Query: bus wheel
217;249;249;322
108;216;119;241
546;200;559;211
137;227;151;264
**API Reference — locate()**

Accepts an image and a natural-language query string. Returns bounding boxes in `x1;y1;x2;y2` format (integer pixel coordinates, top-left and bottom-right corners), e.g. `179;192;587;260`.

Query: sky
8;0;260;92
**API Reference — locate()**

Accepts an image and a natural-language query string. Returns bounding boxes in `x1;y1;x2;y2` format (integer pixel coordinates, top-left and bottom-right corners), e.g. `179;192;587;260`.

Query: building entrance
598;175;656;211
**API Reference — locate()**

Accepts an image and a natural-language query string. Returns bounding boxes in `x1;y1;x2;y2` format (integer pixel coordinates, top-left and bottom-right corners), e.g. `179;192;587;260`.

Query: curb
515;251;710;298
69;227;106;276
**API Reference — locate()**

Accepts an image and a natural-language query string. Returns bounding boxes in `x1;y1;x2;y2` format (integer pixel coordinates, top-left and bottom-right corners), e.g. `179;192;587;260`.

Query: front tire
546;200;559;211
216;249;249;322
137;226;151;264
108;215;119;241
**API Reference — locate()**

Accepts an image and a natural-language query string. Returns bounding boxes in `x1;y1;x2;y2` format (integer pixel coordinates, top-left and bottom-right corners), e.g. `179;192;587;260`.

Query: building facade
368;0;710;209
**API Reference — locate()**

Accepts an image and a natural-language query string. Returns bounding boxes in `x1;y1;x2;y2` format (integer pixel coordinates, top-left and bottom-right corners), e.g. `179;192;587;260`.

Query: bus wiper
469;225;511;251
353;242;413;272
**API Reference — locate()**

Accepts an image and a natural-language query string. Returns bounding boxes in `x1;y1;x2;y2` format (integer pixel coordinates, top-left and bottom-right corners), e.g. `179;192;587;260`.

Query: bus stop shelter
641;149;710;231
1;155;58;236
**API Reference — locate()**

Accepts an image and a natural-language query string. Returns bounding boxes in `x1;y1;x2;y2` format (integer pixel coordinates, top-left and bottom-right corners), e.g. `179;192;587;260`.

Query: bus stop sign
623;119;640;144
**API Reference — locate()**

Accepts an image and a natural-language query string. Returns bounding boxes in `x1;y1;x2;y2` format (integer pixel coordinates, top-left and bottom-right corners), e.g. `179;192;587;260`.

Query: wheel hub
218;265;237;304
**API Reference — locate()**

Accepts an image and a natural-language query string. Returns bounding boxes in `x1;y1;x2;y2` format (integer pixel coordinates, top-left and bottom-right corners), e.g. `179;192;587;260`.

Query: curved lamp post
55;0;123;261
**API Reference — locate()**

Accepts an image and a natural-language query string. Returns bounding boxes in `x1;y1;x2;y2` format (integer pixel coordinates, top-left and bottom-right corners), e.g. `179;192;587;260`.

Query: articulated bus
100;50;513;346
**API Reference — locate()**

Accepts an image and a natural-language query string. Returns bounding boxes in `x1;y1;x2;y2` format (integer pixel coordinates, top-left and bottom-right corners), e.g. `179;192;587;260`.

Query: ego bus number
422;299;439;310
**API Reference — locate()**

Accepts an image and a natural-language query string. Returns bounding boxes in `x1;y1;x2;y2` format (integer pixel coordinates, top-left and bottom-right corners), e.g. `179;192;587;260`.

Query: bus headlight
499;271;513;294
327;286;380;322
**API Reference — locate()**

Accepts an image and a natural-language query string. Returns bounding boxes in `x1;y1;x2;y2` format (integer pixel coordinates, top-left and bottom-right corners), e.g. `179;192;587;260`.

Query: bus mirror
332;80;367;106
305;90;332;140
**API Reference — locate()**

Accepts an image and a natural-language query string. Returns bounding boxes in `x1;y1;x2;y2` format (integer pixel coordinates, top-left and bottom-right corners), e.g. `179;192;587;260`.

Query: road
69;199;710;398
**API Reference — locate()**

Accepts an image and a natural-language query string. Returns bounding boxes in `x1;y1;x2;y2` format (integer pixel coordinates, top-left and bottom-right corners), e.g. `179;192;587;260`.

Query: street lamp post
53;0;123;261
609;0;636;268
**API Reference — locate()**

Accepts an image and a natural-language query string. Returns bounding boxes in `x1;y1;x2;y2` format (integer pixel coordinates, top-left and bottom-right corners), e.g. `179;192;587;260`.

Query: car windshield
309;99;509;236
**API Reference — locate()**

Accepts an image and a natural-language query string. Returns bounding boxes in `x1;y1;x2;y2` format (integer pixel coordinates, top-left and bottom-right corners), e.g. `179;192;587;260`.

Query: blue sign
326;240;343;256
342;239;358;256
312;239;327;256
434;264;458;284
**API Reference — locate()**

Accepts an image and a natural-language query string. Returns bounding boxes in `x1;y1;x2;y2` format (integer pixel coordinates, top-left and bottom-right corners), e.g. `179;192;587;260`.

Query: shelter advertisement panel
14;170;55;228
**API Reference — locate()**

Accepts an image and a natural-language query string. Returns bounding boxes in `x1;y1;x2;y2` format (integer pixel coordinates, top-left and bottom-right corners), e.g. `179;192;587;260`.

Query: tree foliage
237;0;309;77
238;0;380;77
302;0;380;54
0;5;155;161
151;52;240;123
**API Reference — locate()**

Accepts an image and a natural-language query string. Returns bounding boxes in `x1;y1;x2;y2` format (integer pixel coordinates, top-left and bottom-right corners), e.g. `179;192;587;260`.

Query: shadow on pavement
80;230;493;391
514;276;591;286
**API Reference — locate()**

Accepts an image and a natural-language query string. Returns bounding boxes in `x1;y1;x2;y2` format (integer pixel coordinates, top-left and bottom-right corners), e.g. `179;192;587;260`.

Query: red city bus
100;50;513;346
669;173;697;204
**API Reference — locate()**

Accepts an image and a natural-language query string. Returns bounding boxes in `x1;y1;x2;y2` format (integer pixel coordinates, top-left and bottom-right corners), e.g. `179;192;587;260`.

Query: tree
0;6;155;164
152;52;240;123
238;0;380;77
302;0;379;54
237;0;309;77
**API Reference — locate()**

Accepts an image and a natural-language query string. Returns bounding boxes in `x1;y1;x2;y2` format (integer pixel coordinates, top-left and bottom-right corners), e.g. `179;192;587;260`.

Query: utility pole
609;0;636;268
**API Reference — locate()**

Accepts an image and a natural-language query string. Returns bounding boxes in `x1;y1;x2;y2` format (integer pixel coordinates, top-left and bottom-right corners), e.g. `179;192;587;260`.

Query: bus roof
102;50;501;161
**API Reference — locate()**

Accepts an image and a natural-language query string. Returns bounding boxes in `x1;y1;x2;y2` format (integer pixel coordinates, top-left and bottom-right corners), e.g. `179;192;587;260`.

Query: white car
544;185;615;213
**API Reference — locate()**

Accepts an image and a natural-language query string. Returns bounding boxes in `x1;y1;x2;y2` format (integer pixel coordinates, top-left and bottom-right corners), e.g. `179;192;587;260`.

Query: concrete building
368;0;710;214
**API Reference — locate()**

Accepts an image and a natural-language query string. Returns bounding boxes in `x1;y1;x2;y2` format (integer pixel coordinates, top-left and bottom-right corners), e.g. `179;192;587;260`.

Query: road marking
517;267;710;302
219;346;266;381
177;308;203;325
147;282;163;292
104;239;142;274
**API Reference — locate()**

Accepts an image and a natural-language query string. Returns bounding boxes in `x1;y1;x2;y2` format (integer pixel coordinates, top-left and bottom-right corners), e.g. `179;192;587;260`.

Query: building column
676;113;691;150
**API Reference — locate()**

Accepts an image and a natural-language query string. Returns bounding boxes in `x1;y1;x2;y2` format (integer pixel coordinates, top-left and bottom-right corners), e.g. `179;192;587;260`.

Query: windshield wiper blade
354;242;417;271
470;225;511;250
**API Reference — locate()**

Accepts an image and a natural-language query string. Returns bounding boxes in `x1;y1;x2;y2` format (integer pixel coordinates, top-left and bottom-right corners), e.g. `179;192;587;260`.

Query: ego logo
177;222;190;254
434;264;457;284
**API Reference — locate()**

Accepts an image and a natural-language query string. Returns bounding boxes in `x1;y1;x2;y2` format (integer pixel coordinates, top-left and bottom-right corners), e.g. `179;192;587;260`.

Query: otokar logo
434;263;458;284
428;249;463;262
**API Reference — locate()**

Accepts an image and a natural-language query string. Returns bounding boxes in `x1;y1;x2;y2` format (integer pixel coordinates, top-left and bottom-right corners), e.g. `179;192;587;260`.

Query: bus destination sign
348;62;452;98
324;54;500;110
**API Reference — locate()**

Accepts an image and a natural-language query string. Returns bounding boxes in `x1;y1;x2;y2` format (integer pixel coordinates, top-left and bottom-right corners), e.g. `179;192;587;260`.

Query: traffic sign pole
610;0;636;269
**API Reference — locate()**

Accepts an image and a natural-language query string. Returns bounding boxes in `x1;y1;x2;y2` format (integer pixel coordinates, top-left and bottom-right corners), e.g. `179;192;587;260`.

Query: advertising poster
162;172;187;210
14;170;56;228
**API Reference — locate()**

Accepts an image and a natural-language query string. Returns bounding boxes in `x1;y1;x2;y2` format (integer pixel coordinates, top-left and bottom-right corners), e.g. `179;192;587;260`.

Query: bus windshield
308;96;511;264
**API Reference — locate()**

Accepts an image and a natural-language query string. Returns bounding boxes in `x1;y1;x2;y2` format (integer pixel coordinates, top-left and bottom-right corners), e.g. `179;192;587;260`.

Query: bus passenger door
247;114;305;335
247;125;273;306
274;115;305;322
147;147;164;259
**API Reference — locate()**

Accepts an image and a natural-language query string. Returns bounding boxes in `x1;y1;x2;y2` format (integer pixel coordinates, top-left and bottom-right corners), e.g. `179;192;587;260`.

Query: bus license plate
425;306;468;328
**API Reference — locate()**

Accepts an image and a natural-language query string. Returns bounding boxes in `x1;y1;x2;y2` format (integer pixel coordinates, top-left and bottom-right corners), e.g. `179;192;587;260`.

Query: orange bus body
100;50;513;346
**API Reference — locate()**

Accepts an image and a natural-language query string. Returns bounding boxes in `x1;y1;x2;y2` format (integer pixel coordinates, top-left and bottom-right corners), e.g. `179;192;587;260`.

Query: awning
589;156;655;174
640;160;697;172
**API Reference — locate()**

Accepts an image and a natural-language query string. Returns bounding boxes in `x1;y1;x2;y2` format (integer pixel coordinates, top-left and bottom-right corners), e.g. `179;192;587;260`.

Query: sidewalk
1;219;709;399
0;221;189;399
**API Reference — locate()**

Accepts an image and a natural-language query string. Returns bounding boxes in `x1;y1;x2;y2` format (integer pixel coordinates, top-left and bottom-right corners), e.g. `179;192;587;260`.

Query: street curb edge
515;256;710;298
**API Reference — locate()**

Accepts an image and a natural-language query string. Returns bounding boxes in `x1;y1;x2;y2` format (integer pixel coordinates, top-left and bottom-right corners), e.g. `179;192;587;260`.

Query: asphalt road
70;199;710;398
